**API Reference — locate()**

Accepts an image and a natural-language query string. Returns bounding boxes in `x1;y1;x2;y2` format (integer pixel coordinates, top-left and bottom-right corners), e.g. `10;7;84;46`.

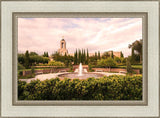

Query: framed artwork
1;0;159;118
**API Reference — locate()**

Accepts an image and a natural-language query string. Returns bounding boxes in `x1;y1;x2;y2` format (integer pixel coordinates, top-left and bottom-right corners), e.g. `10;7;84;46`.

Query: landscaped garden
18;38;142;100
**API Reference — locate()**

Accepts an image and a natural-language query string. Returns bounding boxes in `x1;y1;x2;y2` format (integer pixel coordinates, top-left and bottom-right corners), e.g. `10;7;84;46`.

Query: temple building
58;37;68;56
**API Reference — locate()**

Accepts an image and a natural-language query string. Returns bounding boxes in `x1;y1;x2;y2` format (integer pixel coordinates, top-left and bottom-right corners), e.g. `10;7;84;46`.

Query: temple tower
58;36;68;55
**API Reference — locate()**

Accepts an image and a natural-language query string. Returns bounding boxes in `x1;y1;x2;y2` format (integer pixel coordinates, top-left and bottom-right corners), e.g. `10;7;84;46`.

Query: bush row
18;75;142;100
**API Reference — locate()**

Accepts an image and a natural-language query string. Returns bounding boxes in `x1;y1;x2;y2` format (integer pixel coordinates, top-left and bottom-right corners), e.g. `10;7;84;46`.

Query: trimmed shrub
126;60;133;73
18;75;142;100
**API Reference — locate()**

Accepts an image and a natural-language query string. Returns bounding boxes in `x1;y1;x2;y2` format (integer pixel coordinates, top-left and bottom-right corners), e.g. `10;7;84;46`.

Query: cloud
18;18;142;57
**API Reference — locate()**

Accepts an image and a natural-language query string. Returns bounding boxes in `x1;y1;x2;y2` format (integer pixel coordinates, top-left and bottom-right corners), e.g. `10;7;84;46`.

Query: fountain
58;63;104;79
78;63;83;76
20;62;125;83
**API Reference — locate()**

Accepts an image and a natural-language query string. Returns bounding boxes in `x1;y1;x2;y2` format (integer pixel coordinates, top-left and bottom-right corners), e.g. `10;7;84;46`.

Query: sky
18;18;142;57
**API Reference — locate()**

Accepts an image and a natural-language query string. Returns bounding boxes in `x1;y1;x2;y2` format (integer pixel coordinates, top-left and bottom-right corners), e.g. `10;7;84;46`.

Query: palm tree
129;39;142;63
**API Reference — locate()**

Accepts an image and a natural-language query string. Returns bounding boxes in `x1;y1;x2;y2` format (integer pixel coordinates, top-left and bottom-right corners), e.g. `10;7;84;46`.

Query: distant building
58;37;68;56
107;51;121;58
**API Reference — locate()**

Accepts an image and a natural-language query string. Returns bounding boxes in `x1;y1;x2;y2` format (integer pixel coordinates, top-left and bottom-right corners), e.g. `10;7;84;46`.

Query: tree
78;49;81;63
18;53;25;65
89;56;97;65
74;49;78;65
30;55;49;65
97;59;106;68
64;52;67;57
52;52;61;61
114;57;121;63
111;51;114;59
126;60;132;73
84;49;86;64
64;55;73;67
43;52;49;57
86;49;89;64
105;58;116;71
30;52;38;56
97;58;116;71
88;64;93;72
74;49;88;65
18;63;25;70
134;54;140;62
69;63;73;72
95;52;98;60
31;66;35;74
120;57;126;64
131;48;136;64
24;50;30;69
81;49;84;64
120;51;124;58
102;52;110;59
98;51;101;60
129;39;142;63
51;52;73;66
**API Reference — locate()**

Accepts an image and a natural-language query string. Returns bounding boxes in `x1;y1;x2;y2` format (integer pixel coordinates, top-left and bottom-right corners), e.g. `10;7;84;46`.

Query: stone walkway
19;72;69;83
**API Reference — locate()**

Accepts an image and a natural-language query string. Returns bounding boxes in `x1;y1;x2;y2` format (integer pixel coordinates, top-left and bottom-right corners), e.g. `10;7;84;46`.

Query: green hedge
18;75;142;100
